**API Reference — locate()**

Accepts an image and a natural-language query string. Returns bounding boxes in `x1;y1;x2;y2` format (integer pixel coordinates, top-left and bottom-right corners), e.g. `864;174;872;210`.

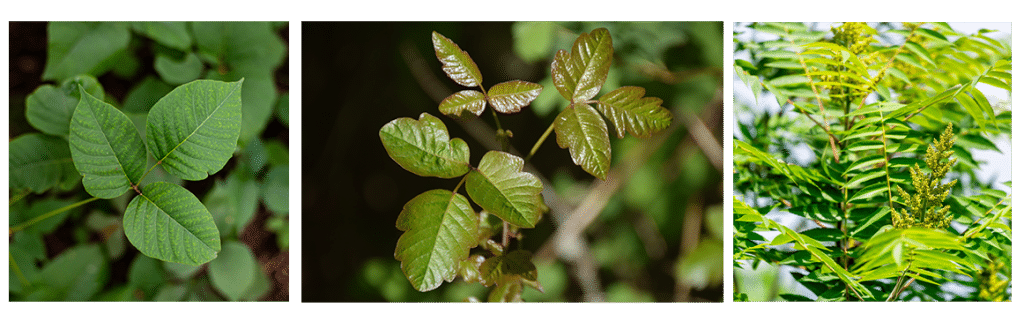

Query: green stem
525;121;557;163
9;189;31;206
9;251;31;287
452;174;469;195
9;196;99;235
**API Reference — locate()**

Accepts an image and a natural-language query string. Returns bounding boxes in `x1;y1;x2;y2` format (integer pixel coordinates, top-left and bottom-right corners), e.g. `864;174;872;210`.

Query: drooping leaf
395;189;478;292
9;134;80;193
69;89;148;199
43;22;131;81
154;52;204;85
431;31;483;87
595;86;672;138
147;79;243;181
551;28;613;102
554;104;611;180
379;112;471;179
208;241;257;301
25;75;104;136
438;90;486;117
465;151;546;228
123;182;221;266
486;80;543;114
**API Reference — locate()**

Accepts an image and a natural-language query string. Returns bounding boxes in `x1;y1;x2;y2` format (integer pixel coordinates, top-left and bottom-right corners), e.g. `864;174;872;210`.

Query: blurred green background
302;21;723;302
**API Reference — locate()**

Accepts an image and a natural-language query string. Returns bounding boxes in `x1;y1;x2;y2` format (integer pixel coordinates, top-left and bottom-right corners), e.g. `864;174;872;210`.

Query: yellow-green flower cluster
831;22;874;55
893;123;958;229
976;254;1010;301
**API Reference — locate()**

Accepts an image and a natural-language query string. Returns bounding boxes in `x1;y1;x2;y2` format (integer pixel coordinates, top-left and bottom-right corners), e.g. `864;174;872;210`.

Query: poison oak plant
733;22;1011;301
380;28;672;301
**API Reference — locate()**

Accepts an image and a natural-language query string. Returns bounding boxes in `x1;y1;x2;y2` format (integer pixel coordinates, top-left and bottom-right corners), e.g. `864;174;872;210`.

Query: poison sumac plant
733;22;1011;301
380;28;672;301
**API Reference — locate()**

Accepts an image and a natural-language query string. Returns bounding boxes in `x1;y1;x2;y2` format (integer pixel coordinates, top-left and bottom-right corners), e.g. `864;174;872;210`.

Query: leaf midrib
476;166;530;226
155;81;240;165
382;128;467;168
136;189;218;253
85;103;138;186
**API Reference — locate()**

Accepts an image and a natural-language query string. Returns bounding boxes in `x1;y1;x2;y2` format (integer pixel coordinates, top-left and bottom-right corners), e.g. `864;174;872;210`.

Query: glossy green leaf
486;80;543;114
43;22;130;81
209;241;257;301
431;31;483;87
154;52;204;85
147;79;243;181
131;22;192;51
554;104;611;180
395;189;478;292
551;28;613;102
379;112;471;179
69;89;148;199
25;75;104;136
39;244;110;301
123;182;221;266
438;90;486;117
466;151;546;228
595;86;672;138
9;134;80;193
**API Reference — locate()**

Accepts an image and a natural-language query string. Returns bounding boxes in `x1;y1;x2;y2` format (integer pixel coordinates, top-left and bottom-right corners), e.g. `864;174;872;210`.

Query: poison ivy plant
380;28;672;301
733;22;1011;301
10;21;288;302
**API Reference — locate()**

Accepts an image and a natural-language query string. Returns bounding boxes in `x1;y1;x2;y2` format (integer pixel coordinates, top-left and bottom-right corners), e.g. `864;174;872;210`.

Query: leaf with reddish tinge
554;104;611;180
551;28;613;102
466;151;546;228
380;113;471;179
486;80;543;114
395;190;478;292
432;31;483;87
596;86;672;138
439;90;486;117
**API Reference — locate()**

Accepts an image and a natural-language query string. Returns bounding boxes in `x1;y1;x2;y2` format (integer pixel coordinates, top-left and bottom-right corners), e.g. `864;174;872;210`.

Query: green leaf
69;89;148;199
9;134;80;193
123;76;173;114
39;244;109;301
25;75;104;136
123;182;221;266
262;165;290;215
154;52;204;85
379;112;471;179
486;80;543;114
431;31;483;87
208;241;257;301
204;169;260;237
554;104;611;180
131;22;192;51
43;22;130;81
147;79;243;181
127;255;166;299
595;86;672;138
466;151;546;228
551;28;613;102
480;250;538;286
395;189;478;292
438;90;486;117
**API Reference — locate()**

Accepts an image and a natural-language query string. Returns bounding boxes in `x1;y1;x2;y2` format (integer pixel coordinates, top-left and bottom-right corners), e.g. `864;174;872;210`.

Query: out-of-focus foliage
733;22;1011;301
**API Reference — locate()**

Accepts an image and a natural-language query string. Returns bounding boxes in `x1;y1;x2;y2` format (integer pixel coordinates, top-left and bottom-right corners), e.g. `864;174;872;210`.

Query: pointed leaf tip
466;151;546;228
69;88;148;199
486;80;543;114
395;190;478;292
379;113;472;178
551;28;613;103
596;86;672;138
439;90;486;117
432;31;483;87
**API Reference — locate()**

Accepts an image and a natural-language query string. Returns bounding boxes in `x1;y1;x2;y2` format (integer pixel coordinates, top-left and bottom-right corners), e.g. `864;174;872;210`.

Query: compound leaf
551;28;613;102
439;90;486;117
554;103;611;180
395;189;478;292
432;31;483;87
9;134;80;193
595;86;672;138
466;151;546;228
379;112;471;179
69;89;148;199
208;240;257;301
147;79;243;181
486;80;543;114
123;182;221;266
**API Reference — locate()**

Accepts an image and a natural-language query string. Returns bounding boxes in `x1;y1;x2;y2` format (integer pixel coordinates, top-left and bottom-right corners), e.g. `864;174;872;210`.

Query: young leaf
551;28;613;102
486;80;543;114
9;134;80;193
69;88;148;199
146;79;243;181
395;189;478;292
465;151;546;228
595;86;672;138
379;112;471;178
554;104;611;180
123;182;222;266
479;250;539;286
432;31;483;87
439;90;486;117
